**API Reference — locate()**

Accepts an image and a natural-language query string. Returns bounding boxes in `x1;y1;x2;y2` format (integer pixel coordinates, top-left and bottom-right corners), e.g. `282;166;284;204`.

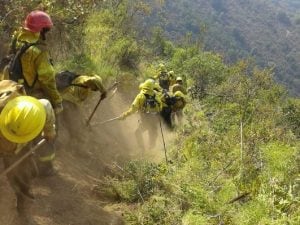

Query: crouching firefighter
0;80;56;213
56;71;107;106
55;71;107;144
119;79;162;151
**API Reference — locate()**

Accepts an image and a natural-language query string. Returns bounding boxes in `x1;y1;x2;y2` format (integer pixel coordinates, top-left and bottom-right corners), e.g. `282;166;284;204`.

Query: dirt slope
0;87;169;225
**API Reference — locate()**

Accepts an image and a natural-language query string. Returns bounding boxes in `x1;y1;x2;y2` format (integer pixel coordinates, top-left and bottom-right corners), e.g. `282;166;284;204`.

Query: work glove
54;102;63;115
100;91;107;100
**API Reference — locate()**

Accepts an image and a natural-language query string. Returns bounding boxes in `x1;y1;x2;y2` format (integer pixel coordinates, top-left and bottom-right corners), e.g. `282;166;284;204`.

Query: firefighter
2;11;65;175
171;91;187;125
119;79;162;150
58;72;107;106
171;77;187;95
0;80;56;214
160;90;187;128
3;10;63;114
168;71;176;87
56;71;107;145
156;63;170;90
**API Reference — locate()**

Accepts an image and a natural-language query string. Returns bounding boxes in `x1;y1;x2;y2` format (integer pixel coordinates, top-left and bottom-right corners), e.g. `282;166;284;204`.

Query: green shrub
231;200;269;225
182;210;209;225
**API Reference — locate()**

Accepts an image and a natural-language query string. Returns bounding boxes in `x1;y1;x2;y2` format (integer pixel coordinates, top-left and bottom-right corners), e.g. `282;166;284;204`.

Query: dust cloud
0;87;174;225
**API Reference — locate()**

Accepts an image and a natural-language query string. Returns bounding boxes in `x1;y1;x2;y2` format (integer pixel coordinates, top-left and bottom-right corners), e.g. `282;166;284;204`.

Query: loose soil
0;86;171;225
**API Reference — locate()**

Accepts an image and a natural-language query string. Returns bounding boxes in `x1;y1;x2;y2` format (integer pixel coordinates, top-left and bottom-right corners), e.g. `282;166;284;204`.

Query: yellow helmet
139;79;155;91
168;71;175;78
158;63;167;73
176;77;183;82
0;96;46;143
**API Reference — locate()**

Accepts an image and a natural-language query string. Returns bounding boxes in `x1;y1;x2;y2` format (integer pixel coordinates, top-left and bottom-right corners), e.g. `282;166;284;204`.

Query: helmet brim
0;96;46;143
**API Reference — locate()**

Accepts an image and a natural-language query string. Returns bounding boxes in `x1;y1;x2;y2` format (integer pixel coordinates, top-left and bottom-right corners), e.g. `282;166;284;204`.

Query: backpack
0;80;27;155
8;42;37;89
143;93;159;113
158;71;170;90
55;70;81;91
0;80;25;110
159;71;168;81
162;91;176;106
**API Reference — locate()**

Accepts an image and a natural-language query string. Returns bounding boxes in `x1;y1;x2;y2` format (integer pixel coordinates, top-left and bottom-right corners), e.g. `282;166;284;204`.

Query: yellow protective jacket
0;98;56;156
61;75;106;105
122;89;162;118
3;28;62;106
171;83;187;95
172;95;187;112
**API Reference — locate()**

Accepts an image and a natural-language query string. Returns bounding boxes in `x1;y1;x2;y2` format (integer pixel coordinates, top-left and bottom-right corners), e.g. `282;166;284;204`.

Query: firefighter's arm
154;82;162;92
119;94;144;119
83;76;107;99
39;99;56;140
35;51;63;111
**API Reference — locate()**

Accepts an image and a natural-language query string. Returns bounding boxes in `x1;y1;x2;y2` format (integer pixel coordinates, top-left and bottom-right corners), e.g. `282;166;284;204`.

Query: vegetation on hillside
0;1;299;224
142;0;300;96
100;43;300;224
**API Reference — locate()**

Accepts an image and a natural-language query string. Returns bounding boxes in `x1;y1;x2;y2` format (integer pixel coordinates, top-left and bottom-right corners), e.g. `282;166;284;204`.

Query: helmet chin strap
40;28;50;40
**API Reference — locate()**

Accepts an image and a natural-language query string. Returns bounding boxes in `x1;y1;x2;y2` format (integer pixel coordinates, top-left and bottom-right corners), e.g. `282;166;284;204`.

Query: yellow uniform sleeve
35;51;62;106
171;84;187;95
121;93;146;118
39;99;56;139
83;76;106;93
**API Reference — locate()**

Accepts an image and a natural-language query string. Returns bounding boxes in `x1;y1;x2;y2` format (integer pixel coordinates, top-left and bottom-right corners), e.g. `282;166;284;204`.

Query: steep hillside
0;1;299;225
0;85;168;225
144;0;300;95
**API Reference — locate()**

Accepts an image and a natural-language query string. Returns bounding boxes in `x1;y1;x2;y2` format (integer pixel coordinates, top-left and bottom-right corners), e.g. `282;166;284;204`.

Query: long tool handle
86;81;119;126
93;116;121;126
0;139;46;179
159;117;168;164
86;96;103;126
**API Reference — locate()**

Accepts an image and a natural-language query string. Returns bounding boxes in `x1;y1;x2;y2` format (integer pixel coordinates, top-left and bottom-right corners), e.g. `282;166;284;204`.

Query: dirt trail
0;86;171;225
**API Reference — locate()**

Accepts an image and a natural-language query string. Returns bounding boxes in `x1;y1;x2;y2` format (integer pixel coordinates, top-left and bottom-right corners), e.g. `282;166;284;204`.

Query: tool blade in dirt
93;116;121;126
86;81;119;126
108;86;118;99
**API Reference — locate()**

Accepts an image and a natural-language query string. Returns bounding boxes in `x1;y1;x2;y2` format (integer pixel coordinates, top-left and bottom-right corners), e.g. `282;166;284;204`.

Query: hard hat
176;77;183;82
139;79;154;91
24;11;53;33
158;63;167;73
168;71;175;76
174;91;185;98
158;63;165;68
0;96;46;143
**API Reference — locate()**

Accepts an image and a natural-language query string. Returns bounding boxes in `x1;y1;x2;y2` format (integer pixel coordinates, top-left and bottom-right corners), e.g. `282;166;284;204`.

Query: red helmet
24;10;53;33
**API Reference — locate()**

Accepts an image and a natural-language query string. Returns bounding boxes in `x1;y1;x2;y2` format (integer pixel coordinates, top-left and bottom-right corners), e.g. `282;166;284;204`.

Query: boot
23;189;35;200
16;193;26;215
38;161;56;177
